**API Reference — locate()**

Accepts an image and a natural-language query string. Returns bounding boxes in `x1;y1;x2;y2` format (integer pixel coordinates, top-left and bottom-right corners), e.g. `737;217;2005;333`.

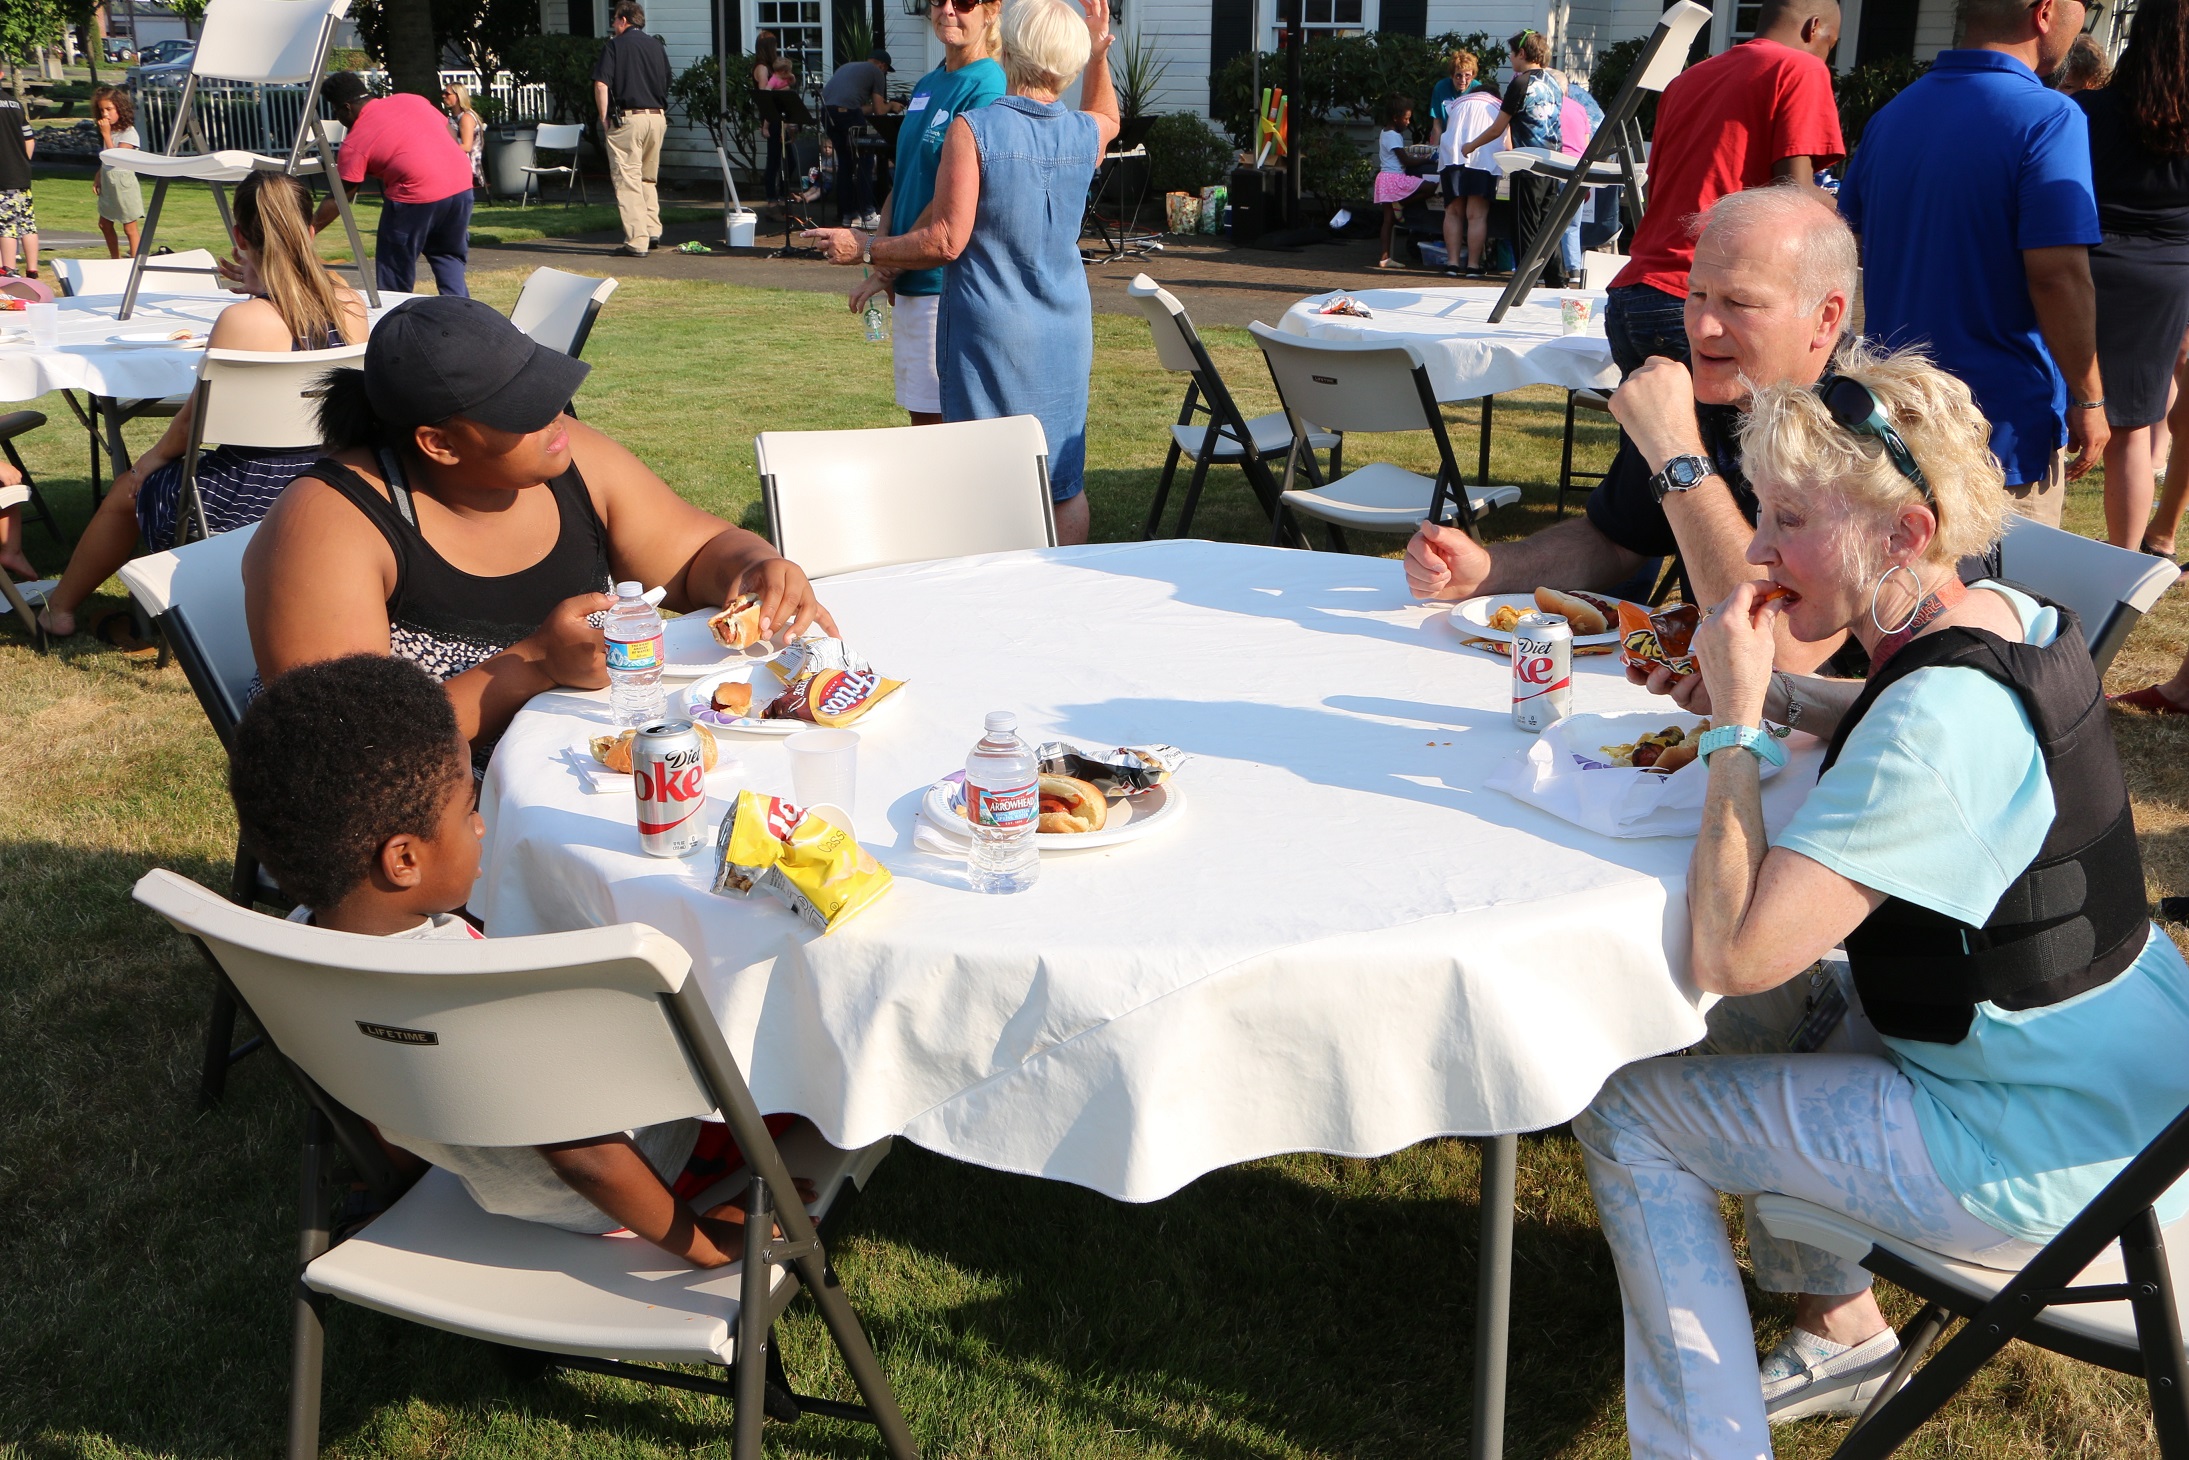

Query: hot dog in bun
1533;586;1610;636
1036;774;1108;834
709;593;765;650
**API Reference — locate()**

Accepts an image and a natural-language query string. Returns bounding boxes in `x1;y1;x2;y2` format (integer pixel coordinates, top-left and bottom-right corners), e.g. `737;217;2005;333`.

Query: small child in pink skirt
1374;94;1434;269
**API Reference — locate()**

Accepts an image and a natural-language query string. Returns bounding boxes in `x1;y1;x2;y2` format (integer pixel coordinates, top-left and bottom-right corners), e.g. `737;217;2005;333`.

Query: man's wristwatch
1698;723;1788;769
861;238;873;266
1648;452;1718;504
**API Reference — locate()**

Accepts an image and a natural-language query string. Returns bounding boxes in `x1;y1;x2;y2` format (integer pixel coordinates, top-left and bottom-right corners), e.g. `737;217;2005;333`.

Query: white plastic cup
1559;294;1592;336
786;728;858;816
24;301;59;348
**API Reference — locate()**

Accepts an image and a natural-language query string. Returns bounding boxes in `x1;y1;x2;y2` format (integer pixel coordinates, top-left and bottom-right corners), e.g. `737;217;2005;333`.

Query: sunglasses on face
1814;373;1935;507
936;0;995;13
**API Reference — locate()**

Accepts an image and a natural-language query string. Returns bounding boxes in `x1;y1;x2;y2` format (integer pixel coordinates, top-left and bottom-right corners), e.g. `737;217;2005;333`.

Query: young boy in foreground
230;654;803;1265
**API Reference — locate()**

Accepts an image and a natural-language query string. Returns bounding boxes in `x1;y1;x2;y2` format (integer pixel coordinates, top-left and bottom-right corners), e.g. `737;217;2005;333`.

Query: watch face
1669;456;1709;489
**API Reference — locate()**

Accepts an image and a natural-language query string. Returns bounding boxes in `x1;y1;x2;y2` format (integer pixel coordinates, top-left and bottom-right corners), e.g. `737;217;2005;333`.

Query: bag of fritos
712;790;892;933
762;637;906;728
1617;601;1701;680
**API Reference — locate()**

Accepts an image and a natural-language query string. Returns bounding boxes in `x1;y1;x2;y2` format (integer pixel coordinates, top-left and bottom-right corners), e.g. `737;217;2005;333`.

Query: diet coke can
1511;612;1574;733
632;720;709;857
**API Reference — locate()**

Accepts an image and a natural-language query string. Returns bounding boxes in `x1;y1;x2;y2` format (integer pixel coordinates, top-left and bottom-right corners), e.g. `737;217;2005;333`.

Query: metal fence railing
128;69;553;156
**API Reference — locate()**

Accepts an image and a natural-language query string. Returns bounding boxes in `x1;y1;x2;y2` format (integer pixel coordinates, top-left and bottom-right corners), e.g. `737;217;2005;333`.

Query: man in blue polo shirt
1838;0;2107;526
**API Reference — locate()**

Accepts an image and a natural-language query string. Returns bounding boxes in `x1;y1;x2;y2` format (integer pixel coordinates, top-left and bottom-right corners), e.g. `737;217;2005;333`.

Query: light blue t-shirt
888;56;1005;297
1776;583;2189;1243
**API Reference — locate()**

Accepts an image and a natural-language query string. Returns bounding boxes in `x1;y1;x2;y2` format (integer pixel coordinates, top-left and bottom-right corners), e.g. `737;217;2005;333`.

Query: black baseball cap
869;48;892;68
364;295;591;434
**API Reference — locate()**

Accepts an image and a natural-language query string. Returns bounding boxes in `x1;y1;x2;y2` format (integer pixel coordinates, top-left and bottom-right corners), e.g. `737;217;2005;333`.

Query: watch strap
1699;723;1787;769
1650;452;1717;503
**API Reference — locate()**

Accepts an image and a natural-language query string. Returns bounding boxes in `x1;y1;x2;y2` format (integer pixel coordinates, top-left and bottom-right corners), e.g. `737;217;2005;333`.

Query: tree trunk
380;0;440;98
86;10;102;84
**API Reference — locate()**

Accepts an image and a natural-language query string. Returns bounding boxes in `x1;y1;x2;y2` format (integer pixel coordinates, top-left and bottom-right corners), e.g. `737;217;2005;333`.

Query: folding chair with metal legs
1754;1099;2189;1459
0;411;63;542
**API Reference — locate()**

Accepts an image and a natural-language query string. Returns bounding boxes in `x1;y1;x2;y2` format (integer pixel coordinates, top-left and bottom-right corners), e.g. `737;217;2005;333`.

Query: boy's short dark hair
230;655;463;911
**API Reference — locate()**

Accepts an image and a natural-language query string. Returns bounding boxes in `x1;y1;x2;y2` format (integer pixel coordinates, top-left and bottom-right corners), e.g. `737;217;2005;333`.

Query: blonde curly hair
1740;341;2008;576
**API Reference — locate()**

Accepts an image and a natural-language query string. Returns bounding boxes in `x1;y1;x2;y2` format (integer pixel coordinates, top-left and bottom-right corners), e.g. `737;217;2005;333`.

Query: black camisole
299;449;614;685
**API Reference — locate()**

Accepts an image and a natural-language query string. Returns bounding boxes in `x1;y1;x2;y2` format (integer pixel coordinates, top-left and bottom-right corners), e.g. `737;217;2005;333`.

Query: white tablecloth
0;290;416;403
1280;288;1618;403
475;542;1819;1202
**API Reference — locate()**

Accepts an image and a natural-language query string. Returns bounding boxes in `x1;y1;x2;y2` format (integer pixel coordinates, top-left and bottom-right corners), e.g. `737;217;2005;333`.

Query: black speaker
1227;166;1289;244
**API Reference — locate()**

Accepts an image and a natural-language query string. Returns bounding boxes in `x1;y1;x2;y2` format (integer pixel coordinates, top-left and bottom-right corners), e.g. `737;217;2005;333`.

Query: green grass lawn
21;163;713;255
0;272;2176;1458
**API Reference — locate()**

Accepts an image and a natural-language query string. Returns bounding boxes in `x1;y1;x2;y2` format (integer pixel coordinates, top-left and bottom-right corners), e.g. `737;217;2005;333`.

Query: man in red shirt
1605;0;1843;377
312;72;477;297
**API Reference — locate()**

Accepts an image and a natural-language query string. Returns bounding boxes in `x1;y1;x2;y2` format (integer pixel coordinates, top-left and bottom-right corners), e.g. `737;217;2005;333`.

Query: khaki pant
605;110;665;251
2004;445;2068;528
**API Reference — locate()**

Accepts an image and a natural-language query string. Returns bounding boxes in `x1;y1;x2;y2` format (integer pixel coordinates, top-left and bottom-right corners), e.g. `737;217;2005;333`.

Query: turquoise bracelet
1698;722;1787;769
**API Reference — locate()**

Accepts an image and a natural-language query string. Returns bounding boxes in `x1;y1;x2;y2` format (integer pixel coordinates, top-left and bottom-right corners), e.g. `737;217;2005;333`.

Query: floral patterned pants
1573;1051;2039;1460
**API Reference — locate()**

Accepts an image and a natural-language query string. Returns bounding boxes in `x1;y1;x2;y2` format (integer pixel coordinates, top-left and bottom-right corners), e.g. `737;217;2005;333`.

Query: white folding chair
1999;515;2181;675
1752;1099;2189;1456
521;123;588;207
167;342;364;550
509;267;620;359
131;869;916;1460
1125;273;1338;541
52;250;228;299
1581;252;1627;291
119;524;280;1101
102;0;376;320
756;416;1057;579
1490;0;1711;320
1246;322;1523;550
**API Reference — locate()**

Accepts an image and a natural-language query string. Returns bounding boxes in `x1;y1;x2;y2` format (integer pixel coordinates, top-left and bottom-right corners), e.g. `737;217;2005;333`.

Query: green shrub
1590;36;1655;136
1145;111;1236;195
1213;28;1511;147
327;46;373;72
1835;55;1929;152
671;53;763;175
1298;124;1373;204
510;33;608;155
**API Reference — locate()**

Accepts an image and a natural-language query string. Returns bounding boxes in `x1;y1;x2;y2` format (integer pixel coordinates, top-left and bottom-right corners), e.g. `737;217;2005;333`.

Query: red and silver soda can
633;719;710;857
1511;612;1574;733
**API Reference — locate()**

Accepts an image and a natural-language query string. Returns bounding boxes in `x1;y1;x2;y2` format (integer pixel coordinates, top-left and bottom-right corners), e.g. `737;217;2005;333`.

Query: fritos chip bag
712;790;893;933
1617;601;1702;679
762;636;906;727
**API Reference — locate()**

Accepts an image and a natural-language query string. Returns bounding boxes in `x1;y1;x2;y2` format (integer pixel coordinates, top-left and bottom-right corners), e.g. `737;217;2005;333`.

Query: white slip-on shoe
1761;1327;1902;1423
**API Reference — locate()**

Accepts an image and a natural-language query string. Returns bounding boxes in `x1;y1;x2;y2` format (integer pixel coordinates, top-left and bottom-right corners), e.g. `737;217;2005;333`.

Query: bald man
1406;187;1854;671
1603;0;1844;376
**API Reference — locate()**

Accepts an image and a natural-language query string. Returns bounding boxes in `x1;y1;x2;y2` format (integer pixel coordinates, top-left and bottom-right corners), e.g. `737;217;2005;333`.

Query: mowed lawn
1;271;2180;1459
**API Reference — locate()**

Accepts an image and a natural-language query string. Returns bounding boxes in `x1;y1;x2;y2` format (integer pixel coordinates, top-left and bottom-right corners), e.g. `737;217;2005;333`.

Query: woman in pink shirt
311;72;477;296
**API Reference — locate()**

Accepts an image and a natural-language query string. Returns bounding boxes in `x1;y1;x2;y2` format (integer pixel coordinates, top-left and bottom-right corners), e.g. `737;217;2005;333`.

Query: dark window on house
1211;0;1253;100
569;0;595;37
1380;0;1425;34
1856;0;1919;66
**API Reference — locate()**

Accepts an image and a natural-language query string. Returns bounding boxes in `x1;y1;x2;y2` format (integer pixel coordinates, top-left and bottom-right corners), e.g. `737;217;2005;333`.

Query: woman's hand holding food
1693;581;1783;730
526;591;615;689
1627;656;1714;715
734;556;839;642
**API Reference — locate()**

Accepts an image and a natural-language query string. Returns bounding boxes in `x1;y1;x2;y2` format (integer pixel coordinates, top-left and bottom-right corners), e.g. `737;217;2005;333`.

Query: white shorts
892;292;941;415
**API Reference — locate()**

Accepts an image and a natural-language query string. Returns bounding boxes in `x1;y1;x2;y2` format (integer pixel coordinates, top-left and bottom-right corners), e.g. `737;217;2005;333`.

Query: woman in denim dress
803;0;1119;544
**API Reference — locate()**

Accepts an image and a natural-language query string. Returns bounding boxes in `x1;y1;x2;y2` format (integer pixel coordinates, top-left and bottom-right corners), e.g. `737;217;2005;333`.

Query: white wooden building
539;0;1963;178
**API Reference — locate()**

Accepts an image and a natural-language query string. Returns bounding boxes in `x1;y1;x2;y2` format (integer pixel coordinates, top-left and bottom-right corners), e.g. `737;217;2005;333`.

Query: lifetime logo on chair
356;1021;439;1046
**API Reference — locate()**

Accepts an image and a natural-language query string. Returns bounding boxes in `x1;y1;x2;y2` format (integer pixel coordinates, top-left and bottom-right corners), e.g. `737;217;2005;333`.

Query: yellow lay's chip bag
1617;600;1701;680
712;790;892;933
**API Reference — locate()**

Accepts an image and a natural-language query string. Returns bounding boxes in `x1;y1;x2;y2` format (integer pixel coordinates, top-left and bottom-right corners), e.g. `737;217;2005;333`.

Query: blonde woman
840;0;1004;425
39;172;369;639
804;0;1118;544
1578;345;2189;1456
443;82;486;191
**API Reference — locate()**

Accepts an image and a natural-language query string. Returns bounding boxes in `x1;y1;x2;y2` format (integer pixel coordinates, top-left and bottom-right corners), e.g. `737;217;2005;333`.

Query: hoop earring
1869;562;1923;636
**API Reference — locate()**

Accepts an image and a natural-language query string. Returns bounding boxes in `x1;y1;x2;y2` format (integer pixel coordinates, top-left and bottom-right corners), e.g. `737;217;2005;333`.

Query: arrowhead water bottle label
967;780;1037;829
606;632;662;672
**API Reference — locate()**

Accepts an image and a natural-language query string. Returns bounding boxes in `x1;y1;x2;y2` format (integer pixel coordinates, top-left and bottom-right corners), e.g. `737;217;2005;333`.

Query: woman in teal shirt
1577;339;2189;1458
830;0;1003;423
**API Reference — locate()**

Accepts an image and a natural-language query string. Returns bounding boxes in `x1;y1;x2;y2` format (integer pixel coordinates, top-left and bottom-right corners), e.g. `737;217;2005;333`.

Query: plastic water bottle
603;580;667;728
965;710;1040;894
864;296;889;343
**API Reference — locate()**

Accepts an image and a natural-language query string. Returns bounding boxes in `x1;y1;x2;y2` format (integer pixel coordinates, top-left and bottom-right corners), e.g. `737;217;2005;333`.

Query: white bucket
725;209;758;248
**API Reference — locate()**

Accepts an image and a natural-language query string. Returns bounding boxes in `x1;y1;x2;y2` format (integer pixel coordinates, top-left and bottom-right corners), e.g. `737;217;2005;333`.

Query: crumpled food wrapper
1035;743;1186;800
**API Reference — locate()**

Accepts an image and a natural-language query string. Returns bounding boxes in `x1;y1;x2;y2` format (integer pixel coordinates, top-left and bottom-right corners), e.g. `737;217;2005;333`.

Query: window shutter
1380;0;1426;37
1210;0;1254;101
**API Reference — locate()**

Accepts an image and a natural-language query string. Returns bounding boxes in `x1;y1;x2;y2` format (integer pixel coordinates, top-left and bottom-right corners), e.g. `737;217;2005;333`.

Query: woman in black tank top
244;295;836;753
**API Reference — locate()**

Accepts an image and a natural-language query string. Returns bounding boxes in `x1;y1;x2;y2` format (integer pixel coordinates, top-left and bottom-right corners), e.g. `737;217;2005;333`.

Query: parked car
137;39;196;65
104;39;139;62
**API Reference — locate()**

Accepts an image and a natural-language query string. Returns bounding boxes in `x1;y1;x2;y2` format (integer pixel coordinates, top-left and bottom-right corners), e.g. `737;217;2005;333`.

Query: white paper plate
919;771;1184;851
660;611;769;678
682;662;797;734
1558;711;1785;783
107;330;209;348
1450;590;1634;647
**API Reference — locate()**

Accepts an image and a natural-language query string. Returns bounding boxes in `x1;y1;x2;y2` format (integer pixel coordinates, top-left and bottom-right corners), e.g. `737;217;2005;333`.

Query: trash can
484;123;539;201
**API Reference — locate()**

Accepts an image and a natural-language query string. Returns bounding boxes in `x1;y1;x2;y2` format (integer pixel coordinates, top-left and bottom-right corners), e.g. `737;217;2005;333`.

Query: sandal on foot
2112;683;2189;714
2139;536;2180;563
1374;258;1407;270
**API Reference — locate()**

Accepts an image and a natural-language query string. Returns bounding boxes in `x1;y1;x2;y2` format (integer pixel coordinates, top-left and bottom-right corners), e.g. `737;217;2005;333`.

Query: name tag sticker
906;95;931;111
